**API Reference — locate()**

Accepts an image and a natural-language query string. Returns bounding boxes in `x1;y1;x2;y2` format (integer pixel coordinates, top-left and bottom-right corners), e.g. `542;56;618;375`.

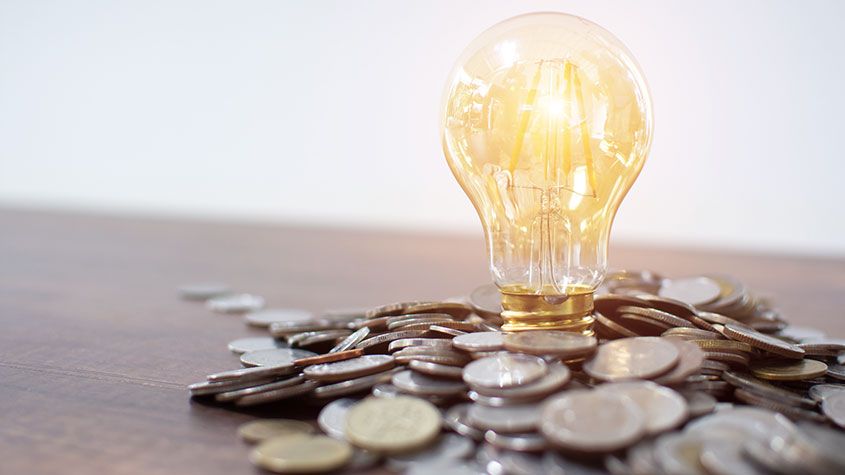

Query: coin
391;370;466;397
469;284;503;319
240;348;318;368
827;363;845;381
734;388;827;423
246;308;313;328
582;337;679;382
293;348;364;367
188;376;280;397
502;331;597;358
659;276;721;306
652;432;707;475
750;359;828;381
355;330;431;352
365;301;432;318
345;396;441;453
215;375;307;403
594;311;638;338
313;368;399;399
469;363;571;400
179;282;230;301
238;419;315;444
808;384;845;402
821;391;845;428
596;381;688;435
388;315;455;330
618;305;695;329
249;434;352;473
235;380;319;407
690;339;755;354
452;331;505;352
228;337;287;354
207;363;297;383
304;355;395;382
681;391;717;417
388;338;454;353
722;370;816;408
428;324;469;337
444;404;484;441
386;433;474;470
685;407;796;443
540;390;646;453
466;403;540;433
721;323;805;359
662;327;722;340
484;431;548;452
408;360;464;380
652;338;706;386
317;398;358;439
462;353;548;389
207;293;265;314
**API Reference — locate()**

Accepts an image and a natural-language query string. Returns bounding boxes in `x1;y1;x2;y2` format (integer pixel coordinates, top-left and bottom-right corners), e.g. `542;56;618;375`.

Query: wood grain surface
1;208;844;474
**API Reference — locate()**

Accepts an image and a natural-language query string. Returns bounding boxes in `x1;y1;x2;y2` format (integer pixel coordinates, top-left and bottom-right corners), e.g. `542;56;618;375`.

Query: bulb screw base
499;288;595;335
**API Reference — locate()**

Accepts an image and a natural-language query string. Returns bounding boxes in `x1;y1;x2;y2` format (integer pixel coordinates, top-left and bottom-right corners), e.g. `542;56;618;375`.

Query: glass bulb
441;13;653;333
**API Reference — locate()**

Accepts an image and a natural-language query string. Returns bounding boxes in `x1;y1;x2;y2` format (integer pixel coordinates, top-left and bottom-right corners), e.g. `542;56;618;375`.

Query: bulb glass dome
442;13;653;331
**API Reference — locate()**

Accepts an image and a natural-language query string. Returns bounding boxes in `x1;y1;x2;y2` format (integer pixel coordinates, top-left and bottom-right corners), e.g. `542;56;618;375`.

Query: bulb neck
499;285;595;334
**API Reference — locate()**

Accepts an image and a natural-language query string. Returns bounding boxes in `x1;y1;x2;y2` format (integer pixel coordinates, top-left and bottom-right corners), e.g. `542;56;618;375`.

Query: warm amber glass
441;13;653;331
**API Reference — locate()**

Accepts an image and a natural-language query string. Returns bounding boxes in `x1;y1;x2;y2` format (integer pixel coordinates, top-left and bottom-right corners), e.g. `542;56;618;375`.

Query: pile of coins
184;271;845;474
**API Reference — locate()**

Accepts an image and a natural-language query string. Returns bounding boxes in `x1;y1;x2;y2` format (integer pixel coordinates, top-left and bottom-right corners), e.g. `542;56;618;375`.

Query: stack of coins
184;272;845;474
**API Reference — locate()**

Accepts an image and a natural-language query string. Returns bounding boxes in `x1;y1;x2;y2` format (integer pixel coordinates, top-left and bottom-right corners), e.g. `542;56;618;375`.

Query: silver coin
681;391;717;418
653;432;708;475
313;368;400;399
330;327;370;353
215;374;306;403
470;363;570;400
240;348;317;367
659;277;721;307
408;360;464;380
808;383;845;402
388;338;454;353
304;355;395;382
245;308;312;328
582;337;679;382
371;383;401;399
466;403;540;433
777;326;827;343
444;404;484;441
406;460;487;475
699;438;770;475
452;332;505;352
318;397;358;439
234;380;318;406
207;293;265;314
463;353;548;389
794;421;845;472
685;407;796;444
179;282;230;301
227;336;286;354
188;376;278;397
596;381;688;435
206;363;297;383
387;433;475;469
827;363;845;381
484;431;547;452
469;284;503;317
652;338;705;386
722;370;816;408
545;451;607;475
392;370;466;397
540;390;645;453
821;390;845;429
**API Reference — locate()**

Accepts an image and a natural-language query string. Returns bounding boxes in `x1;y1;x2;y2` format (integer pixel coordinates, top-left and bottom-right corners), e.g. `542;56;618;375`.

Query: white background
1;0;844;254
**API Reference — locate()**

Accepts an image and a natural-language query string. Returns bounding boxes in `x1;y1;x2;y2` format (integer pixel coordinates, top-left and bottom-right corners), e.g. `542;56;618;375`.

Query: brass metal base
500;287;595;335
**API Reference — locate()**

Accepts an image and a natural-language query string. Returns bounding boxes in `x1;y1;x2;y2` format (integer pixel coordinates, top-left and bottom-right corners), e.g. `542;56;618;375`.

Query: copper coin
722;323;804;359
751;359;828;381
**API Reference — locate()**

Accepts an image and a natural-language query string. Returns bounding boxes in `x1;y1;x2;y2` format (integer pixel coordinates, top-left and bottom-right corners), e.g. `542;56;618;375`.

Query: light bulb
441;13;653;333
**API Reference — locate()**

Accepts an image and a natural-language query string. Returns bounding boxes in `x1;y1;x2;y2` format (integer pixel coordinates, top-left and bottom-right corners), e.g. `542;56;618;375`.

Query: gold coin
345;396;441;453
237;419;315;444
751;359;828;381
249;434;352;473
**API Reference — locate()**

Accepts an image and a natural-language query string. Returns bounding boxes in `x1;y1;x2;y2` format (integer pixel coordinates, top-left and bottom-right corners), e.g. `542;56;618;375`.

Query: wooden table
2;208;844;474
